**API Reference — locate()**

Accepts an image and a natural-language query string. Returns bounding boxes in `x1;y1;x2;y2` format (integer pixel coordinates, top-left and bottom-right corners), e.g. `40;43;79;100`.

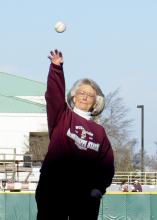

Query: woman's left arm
96;132;115;194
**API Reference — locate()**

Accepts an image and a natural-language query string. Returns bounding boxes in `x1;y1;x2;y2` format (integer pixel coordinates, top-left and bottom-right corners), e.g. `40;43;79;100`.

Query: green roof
0;94;46;113
0;72;46;96
0;72;46;113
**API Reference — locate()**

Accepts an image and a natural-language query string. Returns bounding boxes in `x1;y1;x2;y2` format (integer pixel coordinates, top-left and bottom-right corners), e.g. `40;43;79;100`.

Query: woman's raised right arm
45;50;66;138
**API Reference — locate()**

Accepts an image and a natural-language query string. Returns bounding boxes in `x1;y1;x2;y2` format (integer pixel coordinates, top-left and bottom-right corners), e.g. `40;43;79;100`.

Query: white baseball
54;21;66;33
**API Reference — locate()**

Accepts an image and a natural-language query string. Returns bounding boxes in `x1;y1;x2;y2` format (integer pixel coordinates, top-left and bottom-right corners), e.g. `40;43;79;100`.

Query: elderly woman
35;49;114;220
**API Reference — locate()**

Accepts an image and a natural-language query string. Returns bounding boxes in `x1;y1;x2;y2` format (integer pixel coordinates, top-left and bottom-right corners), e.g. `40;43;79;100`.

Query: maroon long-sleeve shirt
41;63;114;194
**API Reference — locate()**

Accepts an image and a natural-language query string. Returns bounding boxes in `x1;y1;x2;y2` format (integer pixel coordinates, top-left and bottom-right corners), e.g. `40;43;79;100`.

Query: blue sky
0;0;157;155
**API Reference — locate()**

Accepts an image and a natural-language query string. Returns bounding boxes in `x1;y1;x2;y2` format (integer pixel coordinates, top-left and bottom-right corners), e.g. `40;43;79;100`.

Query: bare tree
155;141;157;159
132;150;151;171
29;132;49;161
148;142;157;170
100;88;137;171
24;132;49;163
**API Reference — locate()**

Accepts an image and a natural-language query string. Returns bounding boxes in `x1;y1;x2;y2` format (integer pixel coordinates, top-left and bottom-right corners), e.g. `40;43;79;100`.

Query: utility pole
137;105;144;172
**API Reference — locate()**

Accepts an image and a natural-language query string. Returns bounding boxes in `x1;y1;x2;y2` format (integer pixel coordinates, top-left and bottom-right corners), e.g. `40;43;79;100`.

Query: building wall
0;113;47;156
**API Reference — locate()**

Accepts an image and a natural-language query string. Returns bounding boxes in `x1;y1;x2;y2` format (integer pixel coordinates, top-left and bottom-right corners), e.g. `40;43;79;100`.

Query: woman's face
73;84;96;112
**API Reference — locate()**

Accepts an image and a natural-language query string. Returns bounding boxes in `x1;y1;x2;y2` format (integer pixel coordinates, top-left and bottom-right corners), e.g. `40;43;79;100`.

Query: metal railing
112;171;157;185
1;159;157;185
0;157;157;191
0;153;34;181
0;157;41;191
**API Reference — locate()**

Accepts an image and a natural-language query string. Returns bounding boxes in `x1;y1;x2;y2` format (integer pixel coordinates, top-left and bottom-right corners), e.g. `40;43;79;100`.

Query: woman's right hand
48;49;63;66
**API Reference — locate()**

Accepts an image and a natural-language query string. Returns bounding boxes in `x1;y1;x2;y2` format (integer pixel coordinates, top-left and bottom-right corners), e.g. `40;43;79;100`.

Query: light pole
137;105;144;172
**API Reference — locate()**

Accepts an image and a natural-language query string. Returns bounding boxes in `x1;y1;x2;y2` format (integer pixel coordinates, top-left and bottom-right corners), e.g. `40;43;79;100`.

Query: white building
0;71;47;158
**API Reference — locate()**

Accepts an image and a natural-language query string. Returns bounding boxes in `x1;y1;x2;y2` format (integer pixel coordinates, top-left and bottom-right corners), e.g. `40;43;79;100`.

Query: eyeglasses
76;91;96;99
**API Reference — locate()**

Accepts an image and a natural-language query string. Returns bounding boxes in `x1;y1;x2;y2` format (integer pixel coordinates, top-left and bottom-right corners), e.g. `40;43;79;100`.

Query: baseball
54;21;66;33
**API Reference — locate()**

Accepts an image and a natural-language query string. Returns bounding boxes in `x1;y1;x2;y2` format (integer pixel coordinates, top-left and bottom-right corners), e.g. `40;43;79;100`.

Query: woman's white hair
67;78;105;116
